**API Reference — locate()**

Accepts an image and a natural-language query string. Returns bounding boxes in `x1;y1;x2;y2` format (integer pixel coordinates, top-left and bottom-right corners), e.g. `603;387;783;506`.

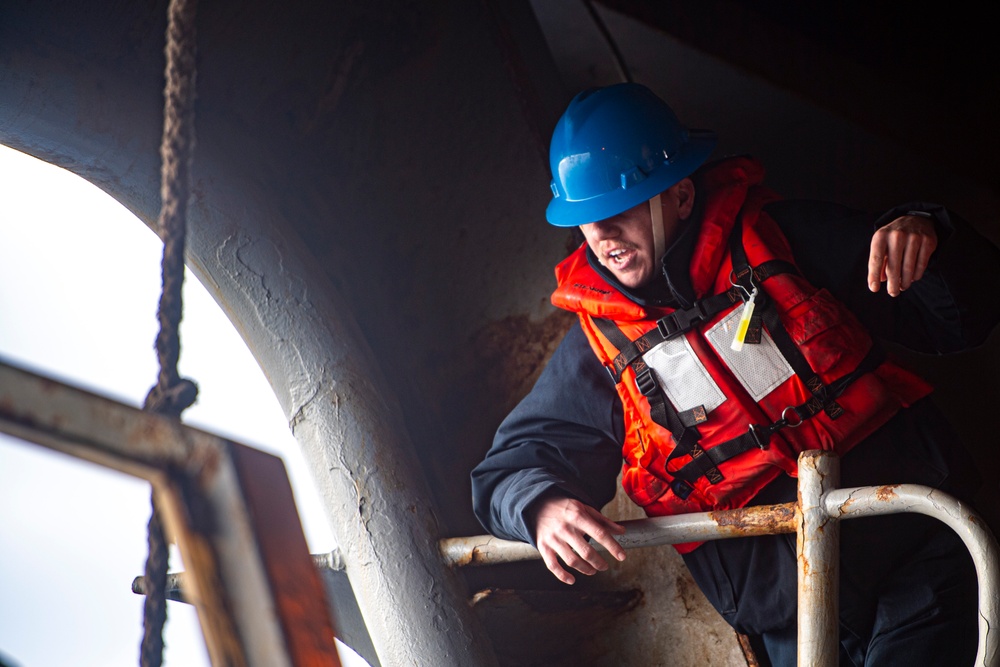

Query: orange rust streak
709;503;797;536
874;484;900;502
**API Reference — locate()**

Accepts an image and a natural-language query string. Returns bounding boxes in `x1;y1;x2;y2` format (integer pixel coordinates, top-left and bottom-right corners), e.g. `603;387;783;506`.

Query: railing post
797;450;839;667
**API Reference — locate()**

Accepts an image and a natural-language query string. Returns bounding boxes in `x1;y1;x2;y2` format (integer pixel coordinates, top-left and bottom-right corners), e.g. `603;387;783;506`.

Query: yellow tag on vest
730;288;758;352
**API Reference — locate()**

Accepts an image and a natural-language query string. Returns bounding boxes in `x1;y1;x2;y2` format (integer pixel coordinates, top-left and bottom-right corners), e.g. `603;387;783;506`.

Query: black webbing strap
597;258;800;384
761;306;844;417
596;291;740;383
591;315;635;354
592;316;662;383
593;317;709;432
732;258;800;287
654;290;741;343
592;316;712;498
635;363;711;499
668;344;886;488
728;219;845;417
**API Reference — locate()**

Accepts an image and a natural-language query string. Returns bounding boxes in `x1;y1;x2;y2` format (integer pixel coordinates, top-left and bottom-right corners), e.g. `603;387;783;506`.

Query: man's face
580;200;657;289
579;180;693;289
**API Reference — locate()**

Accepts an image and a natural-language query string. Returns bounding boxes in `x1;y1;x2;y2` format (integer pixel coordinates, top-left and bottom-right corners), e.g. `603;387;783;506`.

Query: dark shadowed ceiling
556;1;998;200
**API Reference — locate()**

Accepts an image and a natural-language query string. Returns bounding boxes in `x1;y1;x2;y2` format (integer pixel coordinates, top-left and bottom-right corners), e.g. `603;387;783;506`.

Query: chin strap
650;193;665;265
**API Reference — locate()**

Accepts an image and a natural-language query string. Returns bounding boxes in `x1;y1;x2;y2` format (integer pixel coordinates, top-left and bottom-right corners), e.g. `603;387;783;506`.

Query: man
471;83;1000;665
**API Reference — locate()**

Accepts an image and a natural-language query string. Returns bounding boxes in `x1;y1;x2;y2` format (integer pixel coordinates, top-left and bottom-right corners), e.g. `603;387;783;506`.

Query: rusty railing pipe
796;450;840;667
823;482;1000;666
443;452;999;667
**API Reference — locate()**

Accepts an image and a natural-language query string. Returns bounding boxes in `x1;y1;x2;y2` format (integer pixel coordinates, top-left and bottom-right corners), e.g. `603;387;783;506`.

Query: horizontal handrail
444;452;999;667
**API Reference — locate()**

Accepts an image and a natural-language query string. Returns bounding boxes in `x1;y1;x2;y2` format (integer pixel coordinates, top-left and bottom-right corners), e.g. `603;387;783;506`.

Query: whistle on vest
730;287;759;351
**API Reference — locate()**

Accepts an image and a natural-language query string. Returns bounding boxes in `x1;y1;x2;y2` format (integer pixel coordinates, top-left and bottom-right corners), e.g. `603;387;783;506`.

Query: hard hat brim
545;131;717;228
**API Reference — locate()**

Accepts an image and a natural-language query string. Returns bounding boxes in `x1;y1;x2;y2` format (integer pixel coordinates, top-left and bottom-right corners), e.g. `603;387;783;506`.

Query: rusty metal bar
134;549;384;667
133;552;346;603
443;452;1000;667
797;450;839;667
0;358;340;667
823;482;1000;667
439;502;797;566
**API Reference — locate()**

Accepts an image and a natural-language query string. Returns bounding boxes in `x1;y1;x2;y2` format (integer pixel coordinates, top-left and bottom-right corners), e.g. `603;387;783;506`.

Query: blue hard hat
546;83;717;227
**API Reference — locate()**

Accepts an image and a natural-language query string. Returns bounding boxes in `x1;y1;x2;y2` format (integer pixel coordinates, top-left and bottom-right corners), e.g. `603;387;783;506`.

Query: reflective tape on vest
642;335;726;413
704;307;795;401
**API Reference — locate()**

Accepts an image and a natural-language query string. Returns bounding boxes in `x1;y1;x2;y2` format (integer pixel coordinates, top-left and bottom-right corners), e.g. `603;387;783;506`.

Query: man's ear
672;178;696;220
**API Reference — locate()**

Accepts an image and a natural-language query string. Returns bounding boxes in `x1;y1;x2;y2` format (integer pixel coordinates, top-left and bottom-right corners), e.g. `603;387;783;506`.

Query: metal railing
0;358;342;667
441;450;1000;667
10;352;994;666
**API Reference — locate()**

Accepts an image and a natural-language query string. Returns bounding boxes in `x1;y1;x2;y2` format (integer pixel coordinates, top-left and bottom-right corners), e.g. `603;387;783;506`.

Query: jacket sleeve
763;199;1000;354
470;322;625;545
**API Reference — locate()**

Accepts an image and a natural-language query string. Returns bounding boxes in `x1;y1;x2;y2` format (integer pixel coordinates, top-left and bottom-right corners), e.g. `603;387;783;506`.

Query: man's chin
611;270;649;290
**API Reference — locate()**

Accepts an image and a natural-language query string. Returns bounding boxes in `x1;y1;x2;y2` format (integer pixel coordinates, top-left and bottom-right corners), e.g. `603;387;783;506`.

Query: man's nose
588;219;619;239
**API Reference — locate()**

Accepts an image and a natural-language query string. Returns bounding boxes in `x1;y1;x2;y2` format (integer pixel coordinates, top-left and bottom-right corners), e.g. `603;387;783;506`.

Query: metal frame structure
9;352;995;666
442;450;1000;667
0;358;341;667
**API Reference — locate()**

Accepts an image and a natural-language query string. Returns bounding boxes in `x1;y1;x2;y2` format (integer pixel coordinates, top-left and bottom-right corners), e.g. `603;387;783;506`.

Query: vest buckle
657;313;684;339
635;369;659;397
748;423;771;450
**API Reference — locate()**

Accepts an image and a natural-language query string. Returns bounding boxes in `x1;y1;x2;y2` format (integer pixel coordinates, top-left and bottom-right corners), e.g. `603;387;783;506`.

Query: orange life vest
551;157;931;552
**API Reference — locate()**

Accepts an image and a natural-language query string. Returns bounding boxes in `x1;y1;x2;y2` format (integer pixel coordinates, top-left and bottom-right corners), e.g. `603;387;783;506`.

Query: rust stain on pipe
874;484;900;502
709;503;797;536
440;537;493;567
800;555;811;578
467;547;492;567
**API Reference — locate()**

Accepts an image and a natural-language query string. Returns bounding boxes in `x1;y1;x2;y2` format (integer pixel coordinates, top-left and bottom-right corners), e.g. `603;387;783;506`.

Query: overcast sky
0;144;366;666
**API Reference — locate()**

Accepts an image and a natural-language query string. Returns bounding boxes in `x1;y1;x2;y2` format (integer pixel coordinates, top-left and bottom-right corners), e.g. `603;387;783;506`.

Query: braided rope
141;0;199;665
140;499;170;667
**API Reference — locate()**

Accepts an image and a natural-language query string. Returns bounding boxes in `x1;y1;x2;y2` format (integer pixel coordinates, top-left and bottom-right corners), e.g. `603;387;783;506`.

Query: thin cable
582;0;633;83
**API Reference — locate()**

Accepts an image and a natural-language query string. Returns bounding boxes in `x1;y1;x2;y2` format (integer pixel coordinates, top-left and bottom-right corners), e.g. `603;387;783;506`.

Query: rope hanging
140;0;200;665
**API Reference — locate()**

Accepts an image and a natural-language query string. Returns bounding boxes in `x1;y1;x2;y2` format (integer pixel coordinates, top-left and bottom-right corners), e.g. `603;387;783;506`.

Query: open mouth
606;246;635;269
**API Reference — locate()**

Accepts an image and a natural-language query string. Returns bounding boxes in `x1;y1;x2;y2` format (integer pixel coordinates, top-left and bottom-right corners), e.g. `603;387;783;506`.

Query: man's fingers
883;229;904;296
550;525;611;576
531;497;628;584
913;234;936;284
886;230;937;295
539;548;577;585
539;536;603;585
899;233;928;291
557;540;602;575
869;215;938;296
580;508;627;562
868;238;887;293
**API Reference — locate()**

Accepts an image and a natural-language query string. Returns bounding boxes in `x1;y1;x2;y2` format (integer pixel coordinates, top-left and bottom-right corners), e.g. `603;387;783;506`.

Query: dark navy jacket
472;200;1000;633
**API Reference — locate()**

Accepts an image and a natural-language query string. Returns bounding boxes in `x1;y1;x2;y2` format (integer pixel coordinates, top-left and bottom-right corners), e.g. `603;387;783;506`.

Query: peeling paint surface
710;503;796;536
874;484;899;502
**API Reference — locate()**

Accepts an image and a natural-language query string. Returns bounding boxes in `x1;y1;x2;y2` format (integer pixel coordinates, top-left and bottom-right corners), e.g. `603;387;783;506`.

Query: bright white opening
0;144;369;667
